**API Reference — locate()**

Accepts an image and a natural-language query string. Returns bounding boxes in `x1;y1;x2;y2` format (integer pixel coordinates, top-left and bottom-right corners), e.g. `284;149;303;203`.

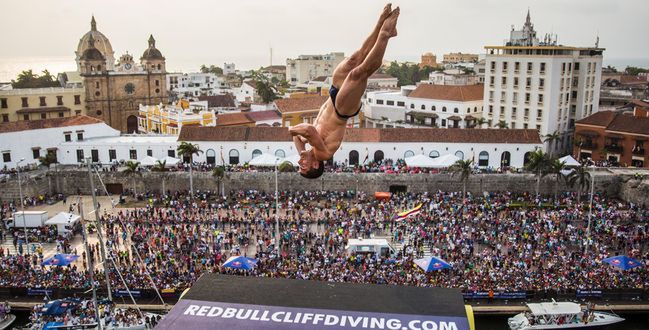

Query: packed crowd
1;189;647;296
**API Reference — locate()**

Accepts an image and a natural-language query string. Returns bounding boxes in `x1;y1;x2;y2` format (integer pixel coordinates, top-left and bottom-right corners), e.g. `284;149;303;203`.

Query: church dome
76;16;115;70
141;35;165;61
81;47;105;61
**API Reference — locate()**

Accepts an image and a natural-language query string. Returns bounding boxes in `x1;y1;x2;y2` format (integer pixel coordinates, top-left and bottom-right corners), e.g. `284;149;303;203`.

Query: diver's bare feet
381;7;399;38
379;3;392;22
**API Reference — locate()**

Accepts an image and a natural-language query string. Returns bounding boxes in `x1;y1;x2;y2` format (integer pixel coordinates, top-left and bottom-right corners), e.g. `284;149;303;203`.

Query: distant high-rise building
285;53;345;85
483;10;604;154
443;53;479;64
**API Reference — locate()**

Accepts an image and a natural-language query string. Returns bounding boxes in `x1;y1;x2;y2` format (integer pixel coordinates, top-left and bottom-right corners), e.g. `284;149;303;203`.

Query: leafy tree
122;161;141;196
250;71;278;103
177;142;203;196
567;166;591;204
38;152;58;167
200;64;223;75
496;120;509;129
543;131;561;156
449;159;473;200
384;61;435;86
11;69;60;89
624;66;648;76
278;161;294;173
524;149;550;198
475;117;488;129
151;160;167;172
548;159;567;201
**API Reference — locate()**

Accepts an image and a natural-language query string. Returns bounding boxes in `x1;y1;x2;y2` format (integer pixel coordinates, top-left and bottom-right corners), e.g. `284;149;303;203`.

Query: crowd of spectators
0;189;646;296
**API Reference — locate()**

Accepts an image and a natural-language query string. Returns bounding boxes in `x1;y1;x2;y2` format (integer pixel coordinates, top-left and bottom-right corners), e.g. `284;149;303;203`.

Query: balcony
632;148;645;156
605;145;623;153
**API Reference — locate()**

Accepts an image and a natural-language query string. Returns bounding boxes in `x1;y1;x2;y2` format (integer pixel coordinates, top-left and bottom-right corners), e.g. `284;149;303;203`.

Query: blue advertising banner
27;288;53;296
576;290;602;298
462;291;526;299
156;299;471;330
113;290;141;298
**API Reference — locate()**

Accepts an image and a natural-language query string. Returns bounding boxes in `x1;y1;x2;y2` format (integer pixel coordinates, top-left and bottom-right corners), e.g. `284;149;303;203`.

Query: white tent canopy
162;156;181;167
404;154;437;168
558;155;581;167
139;156;158;167
45;212;80;234
249;153;284;167
430;154;460;168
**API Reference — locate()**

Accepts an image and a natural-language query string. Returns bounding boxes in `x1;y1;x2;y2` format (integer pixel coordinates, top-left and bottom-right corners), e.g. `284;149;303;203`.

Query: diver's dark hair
300;161;325;179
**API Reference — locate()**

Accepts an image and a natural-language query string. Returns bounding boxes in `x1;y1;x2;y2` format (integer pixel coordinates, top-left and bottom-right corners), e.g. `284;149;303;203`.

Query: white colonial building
166;72;229;97
365;84;484;129
483;10;604;154
286;52;345;85
0;116;117;169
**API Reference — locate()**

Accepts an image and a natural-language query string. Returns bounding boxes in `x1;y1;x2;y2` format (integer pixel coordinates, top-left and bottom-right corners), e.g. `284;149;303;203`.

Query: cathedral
76;16;168;133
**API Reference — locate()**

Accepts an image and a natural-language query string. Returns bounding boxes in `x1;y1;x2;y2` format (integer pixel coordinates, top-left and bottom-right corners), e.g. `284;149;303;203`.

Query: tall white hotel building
483;11;604;154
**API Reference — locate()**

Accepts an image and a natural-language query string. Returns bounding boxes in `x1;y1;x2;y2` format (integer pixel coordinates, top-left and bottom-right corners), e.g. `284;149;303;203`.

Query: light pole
17;158;29;254
584;166;596;254
274;157;280;253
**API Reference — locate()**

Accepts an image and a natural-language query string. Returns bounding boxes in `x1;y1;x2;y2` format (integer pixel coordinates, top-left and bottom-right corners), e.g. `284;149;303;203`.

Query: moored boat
508;301;624;329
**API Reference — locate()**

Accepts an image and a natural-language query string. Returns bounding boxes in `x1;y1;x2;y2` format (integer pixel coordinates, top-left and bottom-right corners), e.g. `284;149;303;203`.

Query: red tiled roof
178;126;541;144
575;111;617;127
245;110;281;122
198;94;236;108
576;111;649;136
0;115;104;134
619;75;648;85
243;80;258;89
408;84;484;102
216;112;254;126
274;95;328;113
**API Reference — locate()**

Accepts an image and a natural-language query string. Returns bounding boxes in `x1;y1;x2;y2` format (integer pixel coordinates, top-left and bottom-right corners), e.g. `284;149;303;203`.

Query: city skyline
0;0;648;79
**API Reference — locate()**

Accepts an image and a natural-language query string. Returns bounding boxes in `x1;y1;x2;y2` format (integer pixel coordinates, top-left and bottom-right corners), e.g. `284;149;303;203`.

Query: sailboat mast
78;197;103;330
86;158;113;301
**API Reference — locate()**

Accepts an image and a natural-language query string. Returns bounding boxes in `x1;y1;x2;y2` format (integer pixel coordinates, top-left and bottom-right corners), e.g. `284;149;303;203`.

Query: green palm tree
177;142;203;196
212;166;225;197
524;149;550;198
544;131;561;156
151;160;167;172
548;159;567;201
474;117;488;129
496;120;509;129
449;159;473;200
122;161;141;196
567;166;591;204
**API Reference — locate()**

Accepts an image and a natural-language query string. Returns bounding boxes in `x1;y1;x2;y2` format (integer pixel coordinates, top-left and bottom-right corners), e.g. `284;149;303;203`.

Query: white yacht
508;301;624;329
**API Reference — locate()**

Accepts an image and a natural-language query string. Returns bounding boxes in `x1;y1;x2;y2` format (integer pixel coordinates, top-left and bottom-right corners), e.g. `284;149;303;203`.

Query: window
524;108;530;117
76;149;84;163
155;80;160;86
228;149;239;164
109;149;117;161
524;123;528;129
77;133;83;141
206;149;216;165
538;94;544;104
478;151;489;167
527;62;532;72
502;62;508;71
129;150;137;160
410;104;414;109
501;151;511;168
489;105;493;114
23;114;29;121
539;78;544;88
501;77;507;85
537;109;543;118
373;150;384;162
574;63;580;71
514;77;519;87
540;63;546;73
454;108;459;113
91;149;99;162
526;77;531;88
386;100;394;106
525;93;530;103
74;95;81;105
0;98;7;108
40;113;46;119
349;150;359;165
431;105;436;111
490;76;495;85
167;150;175;158
64;134;71;142
455;150;464;160
39;96;46;106
58;112;64;118
421;104;426;110
442;107;446;112
147;149;153;157
21;97;28;107
396;101;405;107
275;149;285;158
252;149;262;159
376;100;384;105
57;96;63;106
441;119;446;127
429;150;439;158
30;148;40;159
490;61;496;70
515;62;520;71
2;114;8;122
403;150;415;158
